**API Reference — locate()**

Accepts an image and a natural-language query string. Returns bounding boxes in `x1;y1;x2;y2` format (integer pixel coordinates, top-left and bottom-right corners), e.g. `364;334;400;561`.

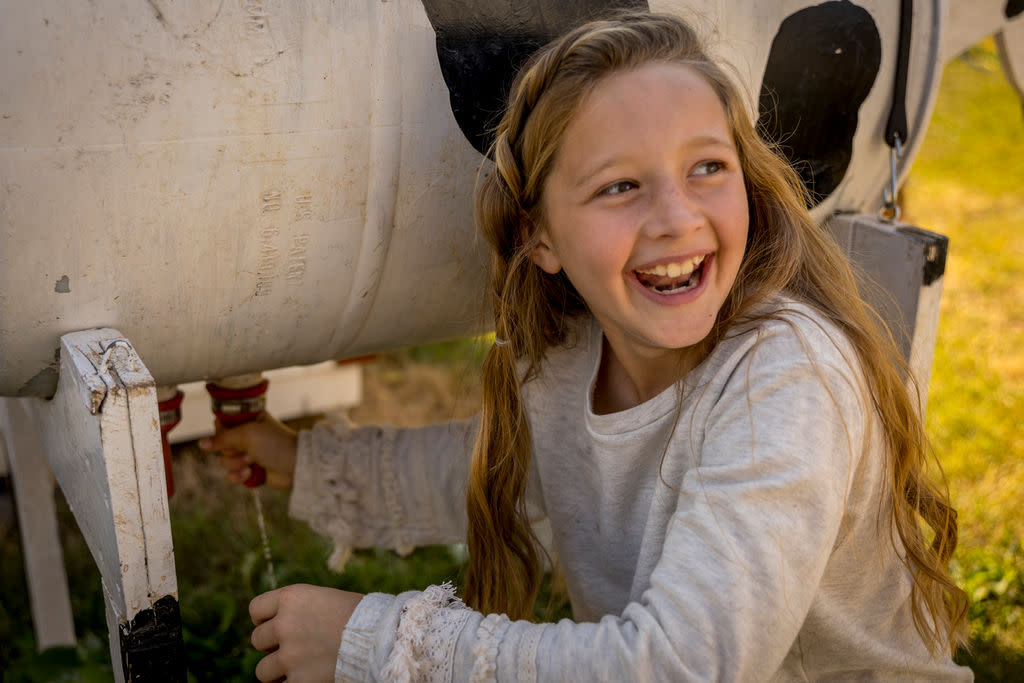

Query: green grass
904;41;1024;681
0;457;475;682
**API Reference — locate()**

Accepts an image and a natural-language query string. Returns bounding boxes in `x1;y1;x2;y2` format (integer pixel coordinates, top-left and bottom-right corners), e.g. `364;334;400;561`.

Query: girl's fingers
198;418;252;452
249;588;280;626
216;452;253;483
225;466;252;485
253;650;285;683
217;452;248;470
250;620;279;653
248;585;357;681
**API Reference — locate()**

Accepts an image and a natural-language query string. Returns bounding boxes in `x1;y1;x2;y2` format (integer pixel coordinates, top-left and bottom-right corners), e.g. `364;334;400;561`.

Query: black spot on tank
1007;0;1024;19
421;0;648;155
55;274;70;292
757;1;881;206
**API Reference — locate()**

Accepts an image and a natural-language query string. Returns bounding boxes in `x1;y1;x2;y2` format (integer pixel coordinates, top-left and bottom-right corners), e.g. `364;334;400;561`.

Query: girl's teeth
633;254;707;295
638;255;704;277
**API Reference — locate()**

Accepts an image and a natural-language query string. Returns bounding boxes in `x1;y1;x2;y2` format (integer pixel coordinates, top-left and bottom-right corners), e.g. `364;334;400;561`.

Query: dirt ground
345;354;482;428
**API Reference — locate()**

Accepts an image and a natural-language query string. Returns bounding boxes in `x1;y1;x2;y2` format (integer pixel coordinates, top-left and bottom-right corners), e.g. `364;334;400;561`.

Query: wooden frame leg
22;329;185;682
0;398;77;650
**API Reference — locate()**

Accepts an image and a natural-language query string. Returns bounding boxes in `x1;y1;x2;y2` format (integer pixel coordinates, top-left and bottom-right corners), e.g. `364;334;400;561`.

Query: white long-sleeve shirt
289;300;972;681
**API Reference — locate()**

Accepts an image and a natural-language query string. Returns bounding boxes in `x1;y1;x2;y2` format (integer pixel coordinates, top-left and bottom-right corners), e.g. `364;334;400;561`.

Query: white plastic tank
2;0;490;397
2;0;1021;397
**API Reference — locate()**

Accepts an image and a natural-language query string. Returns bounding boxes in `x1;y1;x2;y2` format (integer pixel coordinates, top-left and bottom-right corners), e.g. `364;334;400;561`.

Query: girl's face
532;62;749;376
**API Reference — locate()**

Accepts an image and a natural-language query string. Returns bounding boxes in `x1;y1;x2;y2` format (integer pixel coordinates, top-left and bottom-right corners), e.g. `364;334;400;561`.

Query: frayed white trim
379;430;411;555
293;419;368;573
327;545;353;573
296;421;420;572
381;582;467;681
517;624;544;683
470;613;511;682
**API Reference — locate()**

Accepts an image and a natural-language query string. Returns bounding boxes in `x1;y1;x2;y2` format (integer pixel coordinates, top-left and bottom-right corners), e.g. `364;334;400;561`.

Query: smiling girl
201;11;970;681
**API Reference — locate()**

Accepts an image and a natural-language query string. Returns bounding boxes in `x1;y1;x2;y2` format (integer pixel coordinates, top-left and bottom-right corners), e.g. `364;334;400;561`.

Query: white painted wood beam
0;398;77;650
23;329;183;682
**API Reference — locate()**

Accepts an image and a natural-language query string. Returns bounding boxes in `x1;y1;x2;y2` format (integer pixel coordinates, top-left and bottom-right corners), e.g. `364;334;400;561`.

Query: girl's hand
249;584;364;682
197;412;298;490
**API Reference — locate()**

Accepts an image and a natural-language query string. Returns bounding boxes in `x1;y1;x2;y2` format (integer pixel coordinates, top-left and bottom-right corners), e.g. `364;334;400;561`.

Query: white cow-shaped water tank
3;0;1021;398
1;1;1022;680
2;1;490;398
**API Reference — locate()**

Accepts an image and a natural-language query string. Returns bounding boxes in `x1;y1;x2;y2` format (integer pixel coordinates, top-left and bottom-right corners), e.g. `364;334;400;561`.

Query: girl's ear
530;228;563;274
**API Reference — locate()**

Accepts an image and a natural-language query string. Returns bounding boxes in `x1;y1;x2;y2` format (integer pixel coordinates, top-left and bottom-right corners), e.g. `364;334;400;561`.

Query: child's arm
287;415;482;568
202;413;492;681
201;411;483;564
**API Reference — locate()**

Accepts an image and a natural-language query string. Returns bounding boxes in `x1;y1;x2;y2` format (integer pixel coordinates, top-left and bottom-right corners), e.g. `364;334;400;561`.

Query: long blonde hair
465;11;968;654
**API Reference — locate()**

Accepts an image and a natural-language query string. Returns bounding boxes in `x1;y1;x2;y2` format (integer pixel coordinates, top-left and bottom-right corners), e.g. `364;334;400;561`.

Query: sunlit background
908;39;1024;679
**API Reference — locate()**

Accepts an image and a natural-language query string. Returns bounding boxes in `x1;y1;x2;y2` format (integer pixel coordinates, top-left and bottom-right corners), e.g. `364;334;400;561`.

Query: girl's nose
644;181;705;239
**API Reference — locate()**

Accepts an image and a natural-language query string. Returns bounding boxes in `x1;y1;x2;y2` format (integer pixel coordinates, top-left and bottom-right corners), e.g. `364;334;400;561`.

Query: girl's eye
693;160;725;176
600;180;637;196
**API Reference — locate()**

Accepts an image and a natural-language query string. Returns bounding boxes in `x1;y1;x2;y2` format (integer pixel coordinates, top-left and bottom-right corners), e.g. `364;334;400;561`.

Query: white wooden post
21;329;184;682
0;399;77;650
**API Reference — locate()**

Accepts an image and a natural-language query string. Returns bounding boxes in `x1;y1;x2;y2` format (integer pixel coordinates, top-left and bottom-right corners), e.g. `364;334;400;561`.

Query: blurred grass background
904;41;1024;680
1;40;1022;682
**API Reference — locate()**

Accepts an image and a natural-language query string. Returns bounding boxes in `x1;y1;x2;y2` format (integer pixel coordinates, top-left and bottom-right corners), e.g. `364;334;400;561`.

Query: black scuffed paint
1007;0;1024;19
897;226;949;286
119;595;186;682
757;1;881;206
421;0;648;155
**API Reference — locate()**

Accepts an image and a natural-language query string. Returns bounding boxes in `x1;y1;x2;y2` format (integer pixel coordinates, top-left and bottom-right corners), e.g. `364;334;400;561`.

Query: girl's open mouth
634;254;707;295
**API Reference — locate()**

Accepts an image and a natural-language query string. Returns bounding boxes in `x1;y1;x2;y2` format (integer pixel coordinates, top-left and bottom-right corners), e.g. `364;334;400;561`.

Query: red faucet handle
157;388;185;498
242;463;266;488
206;379;269;488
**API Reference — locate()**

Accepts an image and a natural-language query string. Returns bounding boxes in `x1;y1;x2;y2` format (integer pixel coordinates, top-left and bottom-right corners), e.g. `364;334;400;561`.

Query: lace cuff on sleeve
336;592;395;683
380;582;473;681
288;417;412;571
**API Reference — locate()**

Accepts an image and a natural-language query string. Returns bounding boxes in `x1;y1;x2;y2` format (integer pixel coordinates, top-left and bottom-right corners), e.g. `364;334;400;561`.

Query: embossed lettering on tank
287;191;312;287
254;188;313;295
294;191;313;222
255;189;282;297
242;0;270;34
